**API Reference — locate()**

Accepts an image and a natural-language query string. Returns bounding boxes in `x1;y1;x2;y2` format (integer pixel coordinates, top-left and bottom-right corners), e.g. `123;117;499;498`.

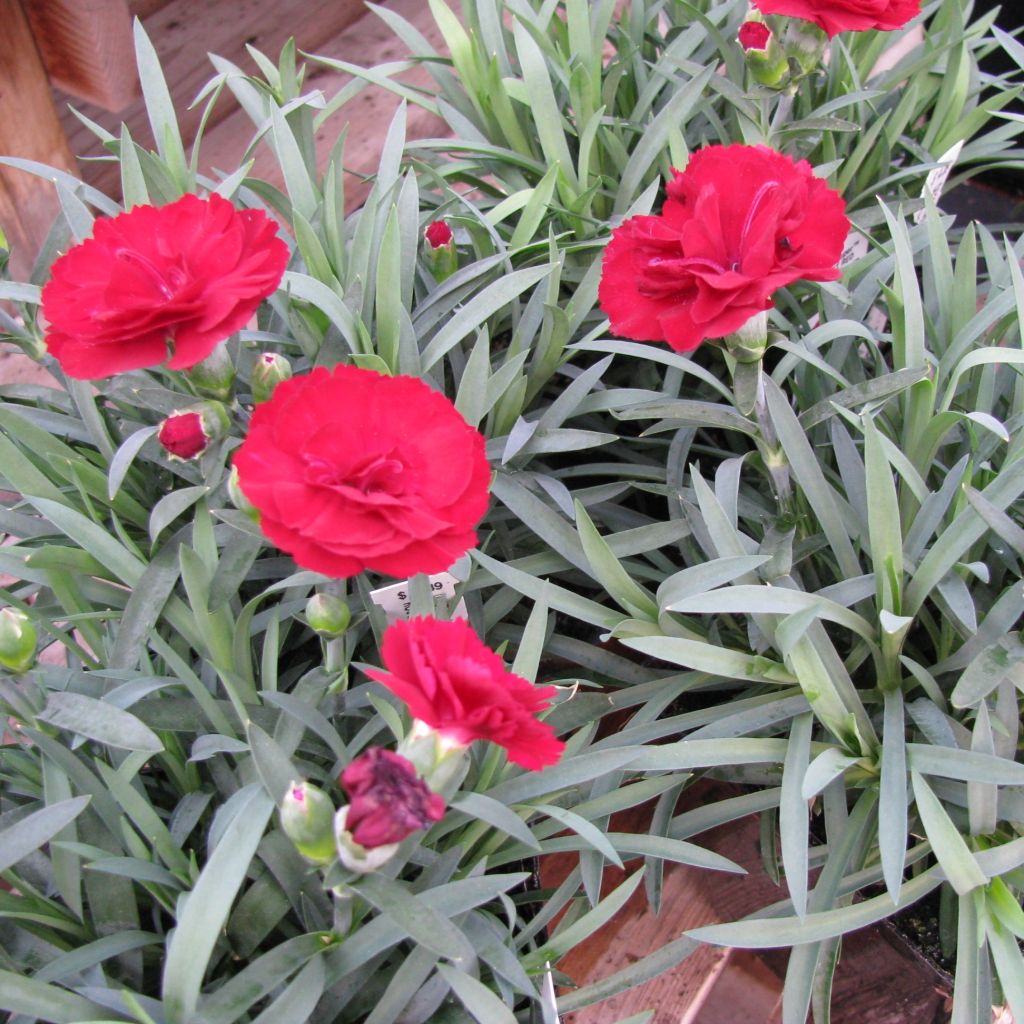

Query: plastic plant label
914;139;964;224
368;572;468;624
839;229;869;268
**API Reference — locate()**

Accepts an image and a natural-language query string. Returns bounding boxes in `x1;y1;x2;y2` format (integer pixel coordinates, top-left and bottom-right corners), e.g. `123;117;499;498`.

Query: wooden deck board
194;0;449;211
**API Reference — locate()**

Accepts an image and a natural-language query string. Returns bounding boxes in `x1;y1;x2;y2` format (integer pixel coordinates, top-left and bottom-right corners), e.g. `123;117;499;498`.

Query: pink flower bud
424;220;454;249
251;352;292;404
739;20;772;51
280;780;337;864
341;747;445;849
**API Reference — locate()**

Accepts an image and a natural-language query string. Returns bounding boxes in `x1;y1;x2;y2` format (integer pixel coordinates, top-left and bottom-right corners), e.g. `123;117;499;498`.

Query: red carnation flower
41;193;287;379
233;366;491;579
341;747;445;849
366;617;565;771
751;0;920;37
598;144;848;352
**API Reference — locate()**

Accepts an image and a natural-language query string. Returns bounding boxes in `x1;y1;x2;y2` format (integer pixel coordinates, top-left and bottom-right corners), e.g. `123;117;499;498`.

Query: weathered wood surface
543;782;955;1023
192;0;448;213
57;0;380;197
24;0;139;111
0;0;77;278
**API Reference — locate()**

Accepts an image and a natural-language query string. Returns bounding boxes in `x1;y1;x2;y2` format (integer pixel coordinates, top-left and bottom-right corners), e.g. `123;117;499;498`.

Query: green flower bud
186;342;236;400
306;592;351;637
280;780;337;864
251;352;292;404
0;607;37;674
227;464;259;520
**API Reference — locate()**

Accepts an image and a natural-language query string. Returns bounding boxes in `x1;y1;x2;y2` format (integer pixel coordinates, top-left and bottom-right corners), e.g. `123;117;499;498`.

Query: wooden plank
24;0;139;111
57;0;371;197
0;0;77;278
543;781;956;1023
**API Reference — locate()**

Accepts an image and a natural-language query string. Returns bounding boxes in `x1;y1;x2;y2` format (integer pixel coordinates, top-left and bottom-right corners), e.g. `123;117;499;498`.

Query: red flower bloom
158;411;208;460
424;220;454;248
598;144;848;352
366;617;565;771
739;20;772;50
751;0;920;37
41;193;287;379
233;366;490;578
341;747;445;848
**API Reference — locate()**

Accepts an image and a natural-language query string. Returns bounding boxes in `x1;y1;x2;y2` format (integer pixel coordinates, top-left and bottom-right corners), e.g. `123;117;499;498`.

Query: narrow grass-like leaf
879;688;908;902
250;956;326;1024
437;963;518;1024
451;793;540;851
911;772;987;895
133;20;187;188
907;744;1024;785
38;693;162;753
620;635;795;685
162;786;274;1024
575;501;658;620
780;713;814;918
863;415;903;612
764;379;859;579
0;970;111;1022
420;266;551;371
688;869;941;947
527;869;645;966
0;796;90;874
355;873;476;965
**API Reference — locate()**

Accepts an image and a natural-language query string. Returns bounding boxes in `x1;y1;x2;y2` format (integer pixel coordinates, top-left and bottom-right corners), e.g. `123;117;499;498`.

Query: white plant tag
914;139;964;223
839;229;869;268
368;572;468;624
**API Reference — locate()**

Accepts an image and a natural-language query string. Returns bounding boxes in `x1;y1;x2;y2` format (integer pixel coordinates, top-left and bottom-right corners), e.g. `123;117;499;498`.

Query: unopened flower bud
423;220;458;282
186;342;236;400
158;402;229;460
280;780;337;864
306;592;351;637
227;464;259;519
739;19;789;88
251;352;292;404
0;607;37;674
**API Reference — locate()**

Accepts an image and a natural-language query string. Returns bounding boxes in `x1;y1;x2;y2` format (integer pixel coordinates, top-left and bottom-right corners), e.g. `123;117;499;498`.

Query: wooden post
0;0;77;278
23;0;139;112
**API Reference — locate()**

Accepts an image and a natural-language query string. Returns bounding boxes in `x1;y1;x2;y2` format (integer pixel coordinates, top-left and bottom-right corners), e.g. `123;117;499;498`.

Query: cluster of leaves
0;1;1023;1023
